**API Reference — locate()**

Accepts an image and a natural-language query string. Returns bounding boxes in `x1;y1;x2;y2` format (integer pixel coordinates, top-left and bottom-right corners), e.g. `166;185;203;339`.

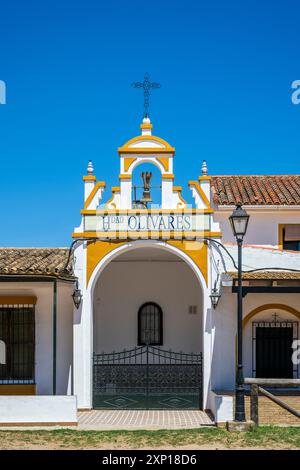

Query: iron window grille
138;302;163;346
252;320;299;379
0;304;35;384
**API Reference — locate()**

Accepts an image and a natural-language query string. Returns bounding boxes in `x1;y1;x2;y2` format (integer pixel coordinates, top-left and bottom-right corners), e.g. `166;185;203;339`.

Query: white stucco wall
93;260;203;353
0;396;77;424
211;289;300;391
0;282;73;395
214;209;300;247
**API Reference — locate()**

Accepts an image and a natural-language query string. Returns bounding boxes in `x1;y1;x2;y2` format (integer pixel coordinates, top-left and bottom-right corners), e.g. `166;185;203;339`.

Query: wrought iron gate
93;346;202;409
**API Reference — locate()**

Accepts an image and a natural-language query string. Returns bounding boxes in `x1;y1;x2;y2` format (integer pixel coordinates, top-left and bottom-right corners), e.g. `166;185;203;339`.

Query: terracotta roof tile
211;175;300;206
0;248;73;277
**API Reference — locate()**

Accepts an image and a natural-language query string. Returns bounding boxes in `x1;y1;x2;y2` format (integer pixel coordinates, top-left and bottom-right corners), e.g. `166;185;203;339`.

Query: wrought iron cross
131;73;161;117
272;313;280;323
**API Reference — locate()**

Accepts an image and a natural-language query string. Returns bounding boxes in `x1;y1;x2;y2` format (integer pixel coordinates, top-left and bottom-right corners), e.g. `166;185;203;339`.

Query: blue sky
0;0;299;246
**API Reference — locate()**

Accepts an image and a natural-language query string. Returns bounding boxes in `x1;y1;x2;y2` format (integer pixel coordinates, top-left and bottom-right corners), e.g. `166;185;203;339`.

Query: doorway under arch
91;243;204;409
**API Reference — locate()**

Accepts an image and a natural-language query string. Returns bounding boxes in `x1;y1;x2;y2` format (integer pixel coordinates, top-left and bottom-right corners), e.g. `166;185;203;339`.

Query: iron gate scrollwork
93;346;203;409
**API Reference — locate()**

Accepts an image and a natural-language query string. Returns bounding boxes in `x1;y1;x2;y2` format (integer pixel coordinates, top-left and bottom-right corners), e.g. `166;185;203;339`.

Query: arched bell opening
131;162;162;209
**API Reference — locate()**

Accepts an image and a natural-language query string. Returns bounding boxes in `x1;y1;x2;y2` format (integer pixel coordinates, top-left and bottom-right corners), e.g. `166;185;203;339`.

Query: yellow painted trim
83;175;96;181
80;208;214;215
177;193;188;207
278;224;284;249
162;174;174;180
119;174;132;180
105;196;114;208
0;385;36;395
167;240;208;285
123;157;137;172
86;239;208;287
198;176;212;182
156;157;169;172
243;304;300;328
83;182;106;210
118;148;175;155
106;187;120;208
234;303;300;380
87;240;124;287
173;186;182;191
118;135;175;153
0;296;37;305
73;231;222;239
188;181;211;209
140;123;153;129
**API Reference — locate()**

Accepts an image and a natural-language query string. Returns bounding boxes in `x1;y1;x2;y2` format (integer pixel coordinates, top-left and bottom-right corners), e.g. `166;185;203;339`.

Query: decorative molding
0;296;37;305
80;208;214;215
118;135;175;154
198;176;211;182
123;157;137;172
162;174;174;180
119;174;132;180
156;157;170;172
83;181;106;210
83;175;96;181
73;230;222;239
188;181;211;208
243;303;300;328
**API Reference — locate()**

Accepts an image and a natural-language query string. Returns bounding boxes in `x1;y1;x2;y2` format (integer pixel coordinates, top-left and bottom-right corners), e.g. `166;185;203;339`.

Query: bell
141;189;152;203
140;172;153;204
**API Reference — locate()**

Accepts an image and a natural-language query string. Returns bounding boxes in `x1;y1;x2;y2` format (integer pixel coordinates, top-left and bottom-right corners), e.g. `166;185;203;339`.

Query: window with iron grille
0;305;35;384
252;320;298;379
138;302;163;345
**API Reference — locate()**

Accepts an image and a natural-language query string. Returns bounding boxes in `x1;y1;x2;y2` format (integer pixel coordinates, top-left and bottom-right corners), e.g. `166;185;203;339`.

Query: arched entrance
243;304;300;379
90;241;206;409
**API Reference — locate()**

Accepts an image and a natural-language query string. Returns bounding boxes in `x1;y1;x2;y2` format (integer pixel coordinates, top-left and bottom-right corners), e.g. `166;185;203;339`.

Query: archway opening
92;244;204;409
243;305;300;380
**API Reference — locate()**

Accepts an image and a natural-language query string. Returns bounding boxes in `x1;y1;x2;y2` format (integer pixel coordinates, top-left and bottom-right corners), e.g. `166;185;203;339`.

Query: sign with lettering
83;211;211;239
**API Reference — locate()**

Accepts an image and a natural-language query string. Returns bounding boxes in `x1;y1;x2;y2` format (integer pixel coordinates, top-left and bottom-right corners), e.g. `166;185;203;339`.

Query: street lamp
72;281;82;309
229;204;249;422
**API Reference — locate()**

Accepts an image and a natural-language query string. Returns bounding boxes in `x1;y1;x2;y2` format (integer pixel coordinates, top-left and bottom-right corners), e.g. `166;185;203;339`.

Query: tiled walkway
78;410;214;430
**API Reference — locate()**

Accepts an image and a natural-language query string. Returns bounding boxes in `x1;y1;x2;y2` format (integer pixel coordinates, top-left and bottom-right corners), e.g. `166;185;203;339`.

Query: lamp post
229;204;250;422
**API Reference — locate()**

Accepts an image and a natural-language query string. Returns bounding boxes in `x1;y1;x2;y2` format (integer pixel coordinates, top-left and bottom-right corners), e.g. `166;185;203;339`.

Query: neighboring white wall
93;261;202;353
0;282;73;395
210;290;236;391
214;209;300;247
57;283;74;395
210;391;234;423
0;396;77;424
211;289;300;391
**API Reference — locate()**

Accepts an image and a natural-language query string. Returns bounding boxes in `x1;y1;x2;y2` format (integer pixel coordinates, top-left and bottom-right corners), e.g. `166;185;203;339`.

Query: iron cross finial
272;313;280;323
131;73;161;117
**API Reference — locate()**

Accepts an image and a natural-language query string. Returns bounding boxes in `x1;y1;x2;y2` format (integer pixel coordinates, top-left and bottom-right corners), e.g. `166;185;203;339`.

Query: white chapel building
0;116;300;425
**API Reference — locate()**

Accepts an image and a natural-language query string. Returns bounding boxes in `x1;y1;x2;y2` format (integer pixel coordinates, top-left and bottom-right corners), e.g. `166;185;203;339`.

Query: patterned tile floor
78;410;214;430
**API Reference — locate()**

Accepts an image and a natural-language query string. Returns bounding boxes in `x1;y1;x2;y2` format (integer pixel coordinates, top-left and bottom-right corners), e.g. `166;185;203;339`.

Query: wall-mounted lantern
72;281;82;309
210;286;221;309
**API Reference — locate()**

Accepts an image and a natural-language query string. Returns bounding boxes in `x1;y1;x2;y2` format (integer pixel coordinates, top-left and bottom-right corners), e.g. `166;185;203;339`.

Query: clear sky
0;0;299;246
